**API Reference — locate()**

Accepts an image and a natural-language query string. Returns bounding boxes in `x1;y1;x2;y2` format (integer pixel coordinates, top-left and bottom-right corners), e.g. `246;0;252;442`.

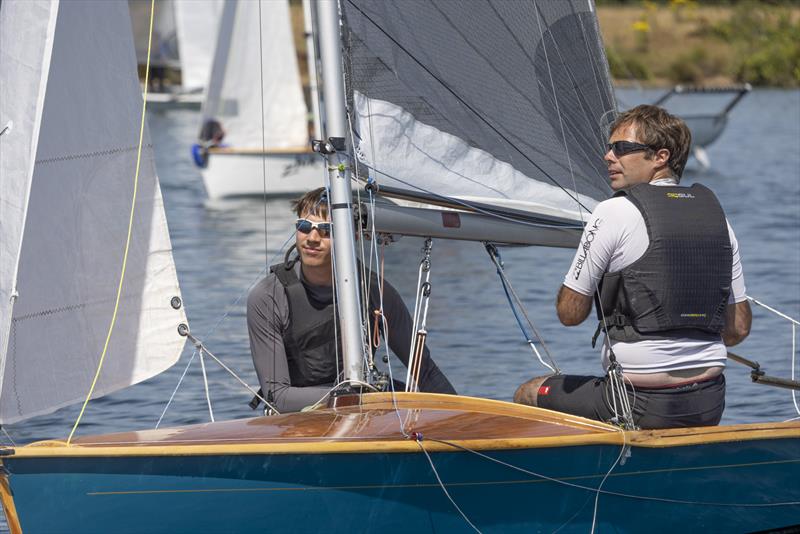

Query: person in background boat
514;105;752;429
247;187;457;413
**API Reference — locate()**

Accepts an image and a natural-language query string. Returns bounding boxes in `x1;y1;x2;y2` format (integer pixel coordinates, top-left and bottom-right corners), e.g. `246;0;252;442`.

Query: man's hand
723;300;752;346
556;285;593;326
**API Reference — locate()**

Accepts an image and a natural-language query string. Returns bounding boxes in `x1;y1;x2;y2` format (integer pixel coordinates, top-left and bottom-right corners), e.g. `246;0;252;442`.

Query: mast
302;0;322;139
315;0;366;386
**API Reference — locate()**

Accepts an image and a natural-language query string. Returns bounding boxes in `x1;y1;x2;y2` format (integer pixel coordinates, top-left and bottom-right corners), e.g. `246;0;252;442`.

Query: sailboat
196;0;325;200
1;1;799;533
652;84;752;169
129;0;224;109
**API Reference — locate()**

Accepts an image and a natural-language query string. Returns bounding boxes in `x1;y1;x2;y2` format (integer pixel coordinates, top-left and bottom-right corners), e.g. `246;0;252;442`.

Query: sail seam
10;297;123;322
35;144;153;165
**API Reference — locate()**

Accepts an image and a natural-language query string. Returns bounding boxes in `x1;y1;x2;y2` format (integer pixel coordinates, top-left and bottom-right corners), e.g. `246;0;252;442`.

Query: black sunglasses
296;218;332;237
607;140;656;157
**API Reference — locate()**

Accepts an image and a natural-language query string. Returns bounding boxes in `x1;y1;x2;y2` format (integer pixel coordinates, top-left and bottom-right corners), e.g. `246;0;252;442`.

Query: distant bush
700;2;800;86
668;47;727;83
606;47;652;80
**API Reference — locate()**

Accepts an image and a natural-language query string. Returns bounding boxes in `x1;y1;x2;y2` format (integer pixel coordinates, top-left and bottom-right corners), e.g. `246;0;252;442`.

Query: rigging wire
155;232;294;429
427;437;800;508
485;244;559;374
183;330;278;415
746;296;800;416
67;0;155;445
415;435;482;533
258;0;270;273
198;346;214;422
343;0;594;212
406;239;433;392
532;0;634;430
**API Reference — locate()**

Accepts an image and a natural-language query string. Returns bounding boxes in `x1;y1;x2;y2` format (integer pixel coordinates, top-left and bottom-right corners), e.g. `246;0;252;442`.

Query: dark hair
609;104;692;179
291;187;329;218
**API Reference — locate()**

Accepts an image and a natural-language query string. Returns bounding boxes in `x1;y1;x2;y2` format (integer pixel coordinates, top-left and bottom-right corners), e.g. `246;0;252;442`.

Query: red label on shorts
538;385;551;396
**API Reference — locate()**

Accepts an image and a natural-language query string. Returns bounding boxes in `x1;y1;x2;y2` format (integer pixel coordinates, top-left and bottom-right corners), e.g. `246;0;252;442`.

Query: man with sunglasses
247;188;456;413
514;105;752;429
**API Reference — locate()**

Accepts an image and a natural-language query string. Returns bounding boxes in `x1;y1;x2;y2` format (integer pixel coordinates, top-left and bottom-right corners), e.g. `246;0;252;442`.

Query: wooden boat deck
11;393;800;457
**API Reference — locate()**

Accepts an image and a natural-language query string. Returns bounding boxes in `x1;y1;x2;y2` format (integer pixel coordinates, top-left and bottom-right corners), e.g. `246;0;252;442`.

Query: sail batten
342;0;616;229
0;0;187;425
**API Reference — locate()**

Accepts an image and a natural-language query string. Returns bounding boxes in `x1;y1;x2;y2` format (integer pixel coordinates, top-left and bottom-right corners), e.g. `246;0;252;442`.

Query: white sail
0;0;60;421
129;0;180;69
354;94;599;222
203;0;308;149
0;0;187;424
174;0;224;92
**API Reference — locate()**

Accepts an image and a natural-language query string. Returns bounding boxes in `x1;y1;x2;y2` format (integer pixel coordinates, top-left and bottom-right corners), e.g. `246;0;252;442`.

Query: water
0;89;798;529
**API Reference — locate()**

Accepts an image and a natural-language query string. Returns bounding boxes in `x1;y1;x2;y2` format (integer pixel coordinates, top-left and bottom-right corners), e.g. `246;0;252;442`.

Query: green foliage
700;2;800;86
606;47;652;80
668;47;726;83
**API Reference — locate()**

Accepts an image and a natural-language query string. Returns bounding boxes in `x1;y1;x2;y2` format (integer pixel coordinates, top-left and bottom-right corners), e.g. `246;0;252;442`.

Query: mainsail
202;0;308;149
341;0;616;236
0;0;187;424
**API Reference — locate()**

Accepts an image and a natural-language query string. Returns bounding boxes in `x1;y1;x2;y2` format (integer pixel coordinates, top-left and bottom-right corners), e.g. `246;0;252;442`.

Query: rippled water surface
1;89;799;530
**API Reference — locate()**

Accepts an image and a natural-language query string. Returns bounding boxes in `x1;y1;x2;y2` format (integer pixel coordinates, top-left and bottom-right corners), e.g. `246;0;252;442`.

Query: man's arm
556;285;593;326
722;300;751;346
377;279;457;394
247;276;331;412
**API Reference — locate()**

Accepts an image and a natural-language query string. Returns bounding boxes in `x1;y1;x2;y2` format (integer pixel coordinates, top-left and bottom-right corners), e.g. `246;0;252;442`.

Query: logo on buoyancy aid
573;218;601;280
680;313;707;318
666;192;696;199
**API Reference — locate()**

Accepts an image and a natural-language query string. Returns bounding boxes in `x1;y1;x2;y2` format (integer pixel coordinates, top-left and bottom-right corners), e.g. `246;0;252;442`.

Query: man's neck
649;168;676;184
301;264;333;287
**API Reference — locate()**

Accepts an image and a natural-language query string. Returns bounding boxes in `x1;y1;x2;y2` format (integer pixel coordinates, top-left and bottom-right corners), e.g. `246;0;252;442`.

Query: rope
67;0;155;444
747;296;800;326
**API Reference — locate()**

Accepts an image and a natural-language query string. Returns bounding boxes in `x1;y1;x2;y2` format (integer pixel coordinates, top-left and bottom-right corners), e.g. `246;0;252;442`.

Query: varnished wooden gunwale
0;468;22;534
6;393;800;458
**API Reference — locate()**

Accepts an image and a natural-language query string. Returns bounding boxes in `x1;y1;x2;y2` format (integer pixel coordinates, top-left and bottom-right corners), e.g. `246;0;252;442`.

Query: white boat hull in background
201;150;325;199
145;91;204;110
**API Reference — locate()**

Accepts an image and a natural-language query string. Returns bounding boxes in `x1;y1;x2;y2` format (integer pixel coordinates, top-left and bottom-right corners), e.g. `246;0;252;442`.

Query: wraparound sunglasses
296;218;332;237
607;140;658;157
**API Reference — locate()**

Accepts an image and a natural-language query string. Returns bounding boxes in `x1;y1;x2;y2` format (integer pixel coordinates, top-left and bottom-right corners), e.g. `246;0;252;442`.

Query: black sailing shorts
536;373;726;430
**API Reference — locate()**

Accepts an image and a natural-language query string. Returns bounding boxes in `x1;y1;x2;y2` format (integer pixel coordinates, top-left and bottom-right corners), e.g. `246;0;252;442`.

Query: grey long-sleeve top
247;263;456;413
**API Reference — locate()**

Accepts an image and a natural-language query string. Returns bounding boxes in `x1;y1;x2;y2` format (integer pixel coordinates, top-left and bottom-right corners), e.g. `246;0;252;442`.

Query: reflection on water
2;91;799;449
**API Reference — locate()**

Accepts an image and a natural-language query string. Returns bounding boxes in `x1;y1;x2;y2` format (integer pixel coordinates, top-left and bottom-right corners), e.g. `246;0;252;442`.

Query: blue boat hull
5;438;800;533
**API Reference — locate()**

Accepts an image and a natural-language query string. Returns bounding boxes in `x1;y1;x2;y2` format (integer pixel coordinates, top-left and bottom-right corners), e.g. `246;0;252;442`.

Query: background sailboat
197;0;324;199
0;1;798;533
129;0;224;109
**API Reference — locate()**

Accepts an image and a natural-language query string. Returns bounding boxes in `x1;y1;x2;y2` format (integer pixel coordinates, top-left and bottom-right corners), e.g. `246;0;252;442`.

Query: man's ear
654;148;670;167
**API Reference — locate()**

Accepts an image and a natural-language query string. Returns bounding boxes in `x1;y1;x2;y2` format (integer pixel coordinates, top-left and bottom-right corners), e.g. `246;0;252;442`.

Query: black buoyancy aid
271;261;341;387
595;183;732;344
